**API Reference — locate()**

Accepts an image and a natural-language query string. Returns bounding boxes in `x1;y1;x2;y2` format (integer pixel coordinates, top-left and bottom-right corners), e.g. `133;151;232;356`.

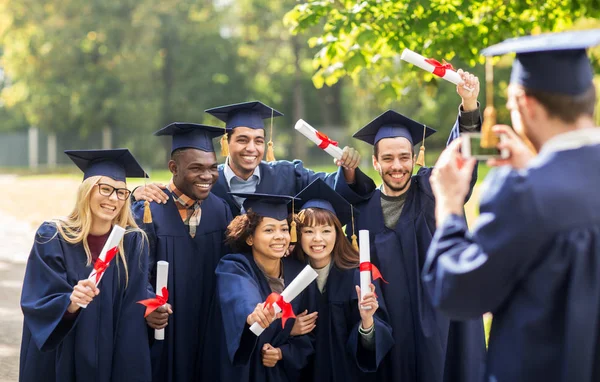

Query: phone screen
461;133;508;160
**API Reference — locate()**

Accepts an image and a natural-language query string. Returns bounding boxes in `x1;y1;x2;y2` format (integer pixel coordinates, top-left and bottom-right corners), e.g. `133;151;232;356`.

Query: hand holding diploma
249;265;318;336
358;230;387;310
77;225;126;309
295;119;344;160
401;48;474;92
355;283;378;329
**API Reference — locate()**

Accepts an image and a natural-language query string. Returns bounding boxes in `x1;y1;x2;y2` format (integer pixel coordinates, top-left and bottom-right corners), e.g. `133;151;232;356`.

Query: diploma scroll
400;48;474;92
249;265;318;336
294;119;344;160
78;225;126;309
155;261;169;340
358;230;372;310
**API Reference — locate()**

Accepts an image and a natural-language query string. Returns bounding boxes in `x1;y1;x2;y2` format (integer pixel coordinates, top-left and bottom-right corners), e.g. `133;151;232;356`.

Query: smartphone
461;132;509;160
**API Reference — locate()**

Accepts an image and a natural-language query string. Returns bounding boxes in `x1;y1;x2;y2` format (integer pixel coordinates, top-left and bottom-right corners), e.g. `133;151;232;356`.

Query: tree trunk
47;133;57;168
28;126;39;170
291;36;307;161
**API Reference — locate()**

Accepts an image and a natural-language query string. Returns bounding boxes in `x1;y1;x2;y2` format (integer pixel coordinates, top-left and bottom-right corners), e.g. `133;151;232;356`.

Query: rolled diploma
294;119;344;160
78;225;126;308
249;264;318;336
154;261;169;340
359;230;372;310
400;48;473;91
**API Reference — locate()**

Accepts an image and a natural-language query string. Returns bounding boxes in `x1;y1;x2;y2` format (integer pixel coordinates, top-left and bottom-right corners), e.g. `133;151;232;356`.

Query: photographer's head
354;110;436;197
484;30;600;151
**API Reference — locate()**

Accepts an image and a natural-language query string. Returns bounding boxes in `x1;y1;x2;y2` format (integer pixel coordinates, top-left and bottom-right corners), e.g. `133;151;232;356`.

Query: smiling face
89;176;127;226
227;127;265;179
169;148;219;200
300;223;336;269
247;217;290;261
373;137;415;197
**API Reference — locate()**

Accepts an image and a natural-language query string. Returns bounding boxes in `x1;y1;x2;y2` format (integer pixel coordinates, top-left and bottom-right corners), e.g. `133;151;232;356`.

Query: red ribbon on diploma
316;131;339;150
424;58;455;78
265;292;296;328
137;287;169;318
92;246;119;283
359;262;389;284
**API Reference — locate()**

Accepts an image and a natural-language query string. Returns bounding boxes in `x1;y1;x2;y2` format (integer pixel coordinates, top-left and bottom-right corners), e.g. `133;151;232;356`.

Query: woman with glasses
19;149;152;382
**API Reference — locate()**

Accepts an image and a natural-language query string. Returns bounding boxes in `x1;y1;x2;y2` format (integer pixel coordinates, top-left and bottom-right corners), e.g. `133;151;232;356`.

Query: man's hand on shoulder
132;183;169;204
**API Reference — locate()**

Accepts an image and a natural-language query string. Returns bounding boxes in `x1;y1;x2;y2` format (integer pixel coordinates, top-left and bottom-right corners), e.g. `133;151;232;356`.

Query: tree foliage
285;0;600;102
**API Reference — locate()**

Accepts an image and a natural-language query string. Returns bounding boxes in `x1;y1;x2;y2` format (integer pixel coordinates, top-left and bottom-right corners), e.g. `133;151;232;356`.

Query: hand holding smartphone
461;132;509;160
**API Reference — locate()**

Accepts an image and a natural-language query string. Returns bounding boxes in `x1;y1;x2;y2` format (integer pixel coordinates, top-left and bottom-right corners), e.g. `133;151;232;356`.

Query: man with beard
424;30;600;382
132;123;232;382
133;101;376;217
338;70;486;382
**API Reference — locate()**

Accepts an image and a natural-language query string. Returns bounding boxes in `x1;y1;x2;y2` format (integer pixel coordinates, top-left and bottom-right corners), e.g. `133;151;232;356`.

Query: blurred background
0;2;599;379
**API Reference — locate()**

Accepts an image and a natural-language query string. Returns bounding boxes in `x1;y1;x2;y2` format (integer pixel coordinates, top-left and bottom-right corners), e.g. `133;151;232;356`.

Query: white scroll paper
154;261;169;340
78;225;126;309
294;119;344;160
358;230;372;310
400;48;473;92
249;264;318;336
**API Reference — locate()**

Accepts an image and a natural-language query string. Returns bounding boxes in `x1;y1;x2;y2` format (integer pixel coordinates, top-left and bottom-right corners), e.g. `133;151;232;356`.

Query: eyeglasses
97;183;131;201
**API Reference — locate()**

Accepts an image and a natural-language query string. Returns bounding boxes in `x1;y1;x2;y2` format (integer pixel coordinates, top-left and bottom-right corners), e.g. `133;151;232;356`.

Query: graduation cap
353;110;436;167
154;122;224;154
482;29;600;96
294;178;360;250
64;148;147;182
230;192;296;221
205;101;283;161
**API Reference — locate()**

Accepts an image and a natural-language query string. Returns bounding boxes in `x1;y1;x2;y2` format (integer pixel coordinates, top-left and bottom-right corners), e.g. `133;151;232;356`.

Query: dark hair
524;85;596;124
225;211;263;253
373;139;414;160
292;208;359;270
171;148;189;162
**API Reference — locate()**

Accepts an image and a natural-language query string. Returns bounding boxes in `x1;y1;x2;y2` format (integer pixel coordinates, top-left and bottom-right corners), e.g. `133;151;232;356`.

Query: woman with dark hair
216;193;314;382
291;179;394;382
19;149;151;382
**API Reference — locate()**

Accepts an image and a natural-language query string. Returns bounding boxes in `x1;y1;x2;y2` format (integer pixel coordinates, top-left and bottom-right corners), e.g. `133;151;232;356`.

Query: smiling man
132;123;232;382
204;101;376;216
337;71;486;382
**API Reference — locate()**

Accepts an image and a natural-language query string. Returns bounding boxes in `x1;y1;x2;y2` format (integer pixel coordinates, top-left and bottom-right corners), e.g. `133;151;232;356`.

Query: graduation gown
423;137;600;382
216;253;314;382
19;222;151;382
338;119;486;382
302;265;394;382
132;191;232;382
212;160;376;217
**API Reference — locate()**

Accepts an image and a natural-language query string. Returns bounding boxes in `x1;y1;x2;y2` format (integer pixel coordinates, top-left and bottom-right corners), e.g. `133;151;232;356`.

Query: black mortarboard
482;29;600;95
64;149;147;182
294;179;353;226
154;122;224;153
204;101;283;131
353;110;436;146
230;193;296;221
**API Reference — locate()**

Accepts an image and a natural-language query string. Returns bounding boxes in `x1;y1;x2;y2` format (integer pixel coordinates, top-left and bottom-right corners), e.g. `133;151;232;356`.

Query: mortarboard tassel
481;57;499;149
266;107;276;162
415;124;427;167
351;206;359;252
142;172;152;224
290;198;297;243
220;132;229;157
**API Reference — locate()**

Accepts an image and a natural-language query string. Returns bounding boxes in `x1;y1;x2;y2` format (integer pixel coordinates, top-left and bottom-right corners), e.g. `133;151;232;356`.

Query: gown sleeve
422;167;546;319
215;255;262;365
20;222;80;351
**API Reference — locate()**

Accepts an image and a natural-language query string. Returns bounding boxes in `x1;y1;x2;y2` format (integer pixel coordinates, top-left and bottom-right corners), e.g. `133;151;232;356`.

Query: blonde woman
19;149;151;382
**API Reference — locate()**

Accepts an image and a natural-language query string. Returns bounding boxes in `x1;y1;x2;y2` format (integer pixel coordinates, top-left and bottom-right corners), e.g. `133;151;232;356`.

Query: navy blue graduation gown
338;119;486;382
423;143;600;382
212;160;376;216
132;191;232;382
302;265;394;382
19;222;151;382
216;253;314;382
